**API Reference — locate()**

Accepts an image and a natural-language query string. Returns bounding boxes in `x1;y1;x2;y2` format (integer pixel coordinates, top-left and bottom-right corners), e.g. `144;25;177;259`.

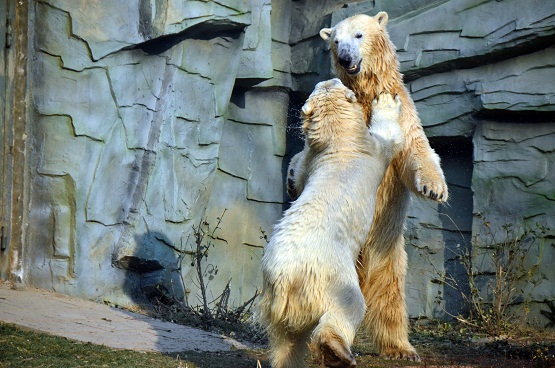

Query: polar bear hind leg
360;232;420;361
311;284;365;367
269;326;311;368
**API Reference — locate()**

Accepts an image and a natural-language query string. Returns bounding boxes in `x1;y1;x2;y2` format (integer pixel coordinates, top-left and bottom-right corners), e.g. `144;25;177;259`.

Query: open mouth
345;59;362;75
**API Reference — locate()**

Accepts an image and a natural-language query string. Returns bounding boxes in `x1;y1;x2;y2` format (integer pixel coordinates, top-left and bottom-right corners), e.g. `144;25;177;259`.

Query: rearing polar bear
287;13;449;361
259;78;404;368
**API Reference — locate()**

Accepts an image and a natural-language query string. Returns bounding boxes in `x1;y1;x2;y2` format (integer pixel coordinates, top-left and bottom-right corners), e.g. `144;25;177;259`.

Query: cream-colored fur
261;78;403;368
287;12;449;362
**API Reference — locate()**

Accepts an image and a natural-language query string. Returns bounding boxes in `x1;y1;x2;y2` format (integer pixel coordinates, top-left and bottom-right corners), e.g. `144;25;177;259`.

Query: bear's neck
336;44;403;126
344;72;402;126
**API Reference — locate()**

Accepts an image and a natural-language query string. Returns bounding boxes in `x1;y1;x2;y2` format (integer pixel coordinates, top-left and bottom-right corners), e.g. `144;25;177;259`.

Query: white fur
260;82;403;368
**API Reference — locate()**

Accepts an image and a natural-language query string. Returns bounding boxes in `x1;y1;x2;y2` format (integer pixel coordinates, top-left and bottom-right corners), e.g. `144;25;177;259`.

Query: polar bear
287;12;448;361
260;78;404;368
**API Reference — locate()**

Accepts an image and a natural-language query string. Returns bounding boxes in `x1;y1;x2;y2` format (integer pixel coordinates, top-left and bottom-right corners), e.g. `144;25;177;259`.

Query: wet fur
261;80;403;368
287;13;449;362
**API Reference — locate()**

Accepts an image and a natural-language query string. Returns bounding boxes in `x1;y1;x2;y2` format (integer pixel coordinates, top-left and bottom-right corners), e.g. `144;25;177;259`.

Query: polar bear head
319;12;397;79
301;78;365;150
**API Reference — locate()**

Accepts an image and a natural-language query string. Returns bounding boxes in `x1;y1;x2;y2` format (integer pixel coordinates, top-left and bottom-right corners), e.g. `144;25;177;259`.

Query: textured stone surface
237;0;273;80
409;47;555;138
24;0;286;308
391;0;555;78
34;53;119;141
471;121;555;322
473;121;555;228
43;0;252;61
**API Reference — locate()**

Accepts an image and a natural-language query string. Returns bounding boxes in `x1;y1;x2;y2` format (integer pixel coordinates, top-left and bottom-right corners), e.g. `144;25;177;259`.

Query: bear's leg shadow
269;327;311;368
359;233;420;361
311;284;365;367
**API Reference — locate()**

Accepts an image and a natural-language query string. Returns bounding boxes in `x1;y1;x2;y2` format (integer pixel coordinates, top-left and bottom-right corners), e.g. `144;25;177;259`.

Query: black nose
338;53;352;68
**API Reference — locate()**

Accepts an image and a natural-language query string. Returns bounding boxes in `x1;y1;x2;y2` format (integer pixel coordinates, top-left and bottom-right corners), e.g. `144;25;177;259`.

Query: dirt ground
210;326;555;368
127;291;555;368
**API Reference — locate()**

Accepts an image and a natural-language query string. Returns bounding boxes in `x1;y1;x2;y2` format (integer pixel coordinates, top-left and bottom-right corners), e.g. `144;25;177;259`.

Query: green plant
434;215;549;337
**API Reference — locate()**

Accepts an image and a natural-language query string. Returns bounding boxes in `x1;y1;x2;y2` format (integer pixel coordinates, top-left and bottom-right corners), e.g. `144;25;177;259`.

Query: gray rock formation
15;0;286;307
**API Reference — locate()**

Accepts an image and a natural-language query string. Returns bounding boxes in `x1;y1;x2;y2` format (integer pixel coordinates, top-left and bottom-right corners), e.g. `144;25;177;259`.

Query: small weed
433;214;550;337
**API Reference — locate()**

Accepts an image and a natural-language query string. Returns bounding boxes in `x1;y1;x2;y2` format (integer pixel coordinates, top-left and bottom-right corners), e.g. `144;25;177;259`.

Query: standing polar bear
287;13;448;361
260;78;404;368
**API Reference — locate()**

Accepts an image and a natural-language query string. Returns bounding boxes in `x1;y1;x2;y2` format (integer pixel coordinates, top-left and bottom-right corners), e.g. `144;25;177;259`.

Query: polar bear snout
337;43;363;75
338;51;352;68
338;53;362;75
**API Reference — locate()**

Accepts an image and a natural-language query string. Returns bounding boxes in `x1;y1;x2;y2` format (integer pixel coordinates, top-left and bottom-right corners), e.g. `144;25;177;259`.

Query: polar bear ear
301;100;313;116
301;101;313;135
320;28;332;42
375;11;388;27
345;89;357;103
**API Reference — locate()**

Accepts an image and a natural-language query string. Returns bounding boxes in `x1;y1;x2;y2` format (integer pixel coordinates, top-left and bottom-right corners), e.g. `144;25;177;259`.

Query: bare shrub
150;210;264;342
433;214;549;337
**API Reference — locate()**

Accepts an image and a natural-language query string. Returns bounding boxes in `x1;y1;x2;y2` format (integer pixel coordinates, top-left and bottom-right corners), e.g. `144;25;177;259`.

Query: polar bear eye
334;39;339;44
355;33;363;39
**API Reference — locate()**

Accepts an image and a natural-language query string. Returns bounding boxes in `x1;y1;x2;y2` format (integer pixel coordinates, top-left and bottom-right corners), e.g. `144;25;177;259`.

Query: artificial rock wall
26;0;288;306
17;0;555;326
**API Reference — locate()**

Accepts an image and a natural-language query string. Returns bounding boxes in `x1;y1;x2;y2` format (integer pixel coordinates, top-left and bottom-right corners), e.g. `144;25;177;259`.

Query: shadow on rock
118;231;185;309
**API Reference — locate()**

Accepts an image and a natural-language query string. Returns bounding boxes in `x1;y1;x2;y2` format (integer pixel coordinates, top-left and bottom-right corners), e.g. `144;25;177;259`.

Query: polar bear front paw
370;93;404;154
415;171;448;202
371;92;402;123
